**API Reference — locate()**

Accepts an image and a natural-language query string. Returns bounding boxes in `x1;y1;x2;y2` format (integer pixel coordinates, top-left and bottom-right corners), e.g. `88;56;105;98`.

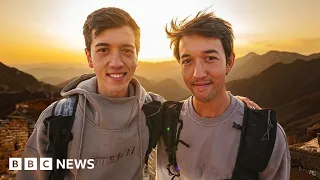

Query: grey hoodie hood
61;73;147;106
60;73;147;130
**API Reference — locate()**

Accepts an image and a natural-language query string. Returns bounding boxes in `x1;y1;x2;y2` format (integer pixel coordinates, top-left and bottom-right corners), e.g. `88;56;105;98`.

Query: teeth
109;73;124;78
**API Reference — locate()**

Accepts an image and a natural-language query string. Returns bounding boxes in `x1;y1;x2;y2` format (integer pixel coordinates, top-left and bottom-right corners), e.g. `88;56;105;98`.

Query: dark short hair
166;9;234;64
83;7;140;54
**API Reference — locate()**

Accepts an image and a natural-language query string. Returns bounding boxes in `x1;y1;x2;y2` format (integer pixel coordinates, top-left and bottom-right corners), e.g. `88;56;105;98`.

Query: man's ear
85;48;93;68
226;52;235;75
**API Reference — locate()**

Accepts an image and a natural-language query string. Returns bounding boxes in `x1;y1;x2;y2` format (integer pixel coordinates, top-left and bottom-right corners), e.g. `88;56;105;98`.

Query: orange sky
1;0;319;65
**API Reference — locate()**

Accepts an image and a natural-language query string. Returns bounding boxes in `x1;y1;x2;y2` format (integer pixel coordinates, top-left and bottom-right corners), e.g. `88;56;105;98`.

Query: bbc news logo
9;158;95;170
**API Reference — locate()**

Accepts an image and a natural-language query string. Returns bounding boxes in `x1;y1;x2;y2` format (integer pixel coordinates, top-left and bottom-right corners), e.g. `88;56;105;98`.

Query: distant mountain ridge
40;77;67;86
0;62;57;92
13;51;320;90
0;62;60;118
24;67;93;82
135;60;186;88
135;75;190;101
227;58;320;108
56;77;78;88
227;51;320;82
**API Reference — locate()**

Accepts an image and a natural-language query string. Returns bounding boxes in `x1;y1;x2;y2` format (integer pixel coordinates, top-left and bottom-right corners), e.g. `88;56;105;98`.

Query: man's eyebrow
203;49;219;54
94;43;110;47
180;49;220;59
94;43;135;49
121;44;135;49
181;53;190;59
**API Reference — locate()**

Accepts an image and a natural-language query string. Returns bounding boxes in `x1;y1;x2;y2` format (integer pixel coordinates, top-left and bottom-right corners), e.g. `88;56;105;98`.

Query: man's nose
193;59;206;78
109;50;124;68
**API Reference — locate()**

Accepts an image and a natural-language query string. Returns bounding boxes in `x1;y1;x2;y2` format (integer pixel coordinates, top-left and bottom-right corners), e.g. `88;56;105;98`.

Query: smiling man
157;10;291;180
16;7;165;180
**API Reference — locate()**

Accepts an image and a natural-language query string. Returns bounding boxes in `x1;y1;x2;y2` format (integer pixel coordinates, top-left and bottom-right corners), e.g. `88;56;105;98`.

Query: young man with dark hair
16;7;165;180
157;10;290;180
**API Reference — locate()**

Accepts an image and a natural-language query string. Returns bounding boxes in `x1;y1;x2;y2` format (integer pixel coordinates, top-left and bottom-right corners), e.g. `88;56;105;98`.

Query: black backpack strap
142;94;162;166
161;101;189;180
230;104;277;180
43;95;79;180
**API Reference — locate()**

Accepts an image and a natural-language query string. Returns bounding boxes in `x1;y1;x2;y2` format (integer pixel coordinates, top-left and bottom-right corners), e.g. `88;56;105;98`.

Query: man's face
85;26;138;97
179;34;234;103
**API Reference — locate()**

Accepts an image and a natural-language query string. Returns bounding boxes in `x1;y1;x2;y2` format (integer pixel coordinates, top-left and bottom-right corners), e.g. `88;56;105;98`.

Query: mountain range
226;58;320;141
1;50;319;142
134;75;190;101
15;51;320;88
0;62;57;92
227;51;320;82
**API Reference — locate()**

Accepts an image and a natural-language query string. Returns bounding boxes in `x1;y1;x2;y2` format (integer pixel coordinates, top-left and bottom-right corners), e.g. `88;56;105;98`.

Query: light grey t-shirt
157;95;291;180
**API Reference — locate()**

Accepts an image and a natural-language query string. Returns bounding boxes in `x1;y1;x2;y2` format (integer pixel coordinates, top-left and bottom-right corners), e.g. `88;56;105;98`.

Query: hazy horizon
4;50;320;68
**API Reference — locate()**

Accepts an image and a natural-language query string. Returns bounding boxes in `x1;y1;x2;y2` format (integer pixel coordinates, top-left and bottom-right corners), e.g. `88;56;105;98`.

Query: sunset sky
1;0;319;65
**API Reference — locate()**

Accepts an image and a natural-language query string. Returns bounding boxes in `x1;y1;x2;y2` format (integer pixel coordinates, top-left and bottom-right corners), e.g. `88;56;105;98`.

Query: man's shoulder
261;123;290;171
34;101;57;127
275;123;290;155
230;94;245;109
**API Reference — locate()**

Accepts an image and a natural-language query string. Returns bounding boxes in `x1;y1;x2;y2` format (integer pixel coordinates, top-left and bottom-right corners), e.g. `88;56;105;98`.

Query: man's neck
97;84;129;98
192;90;231;118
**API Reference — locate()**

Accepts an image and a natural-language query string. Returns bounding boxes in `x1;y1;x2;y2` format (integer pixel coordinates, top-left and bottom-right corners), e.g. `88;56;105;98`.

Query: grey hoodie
157;95;291;180
17;74;164;180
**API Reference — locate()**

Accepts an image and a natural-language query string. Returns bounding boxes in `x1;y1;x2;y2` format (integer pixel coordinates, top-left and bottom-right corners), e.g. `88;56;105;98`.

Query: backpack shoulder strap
230;104;277;180
52;95;78;116
161;100;189;179
142;93;162;165
43;95;79;180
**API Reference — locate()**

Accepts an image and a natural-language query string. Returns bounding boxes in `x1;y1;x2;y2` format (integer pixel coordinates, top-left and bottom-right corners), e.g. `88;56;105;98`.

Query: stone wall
0;116;29;174
147;149;157;180
290;147;320;172
287;135;297;145
290;139;320;173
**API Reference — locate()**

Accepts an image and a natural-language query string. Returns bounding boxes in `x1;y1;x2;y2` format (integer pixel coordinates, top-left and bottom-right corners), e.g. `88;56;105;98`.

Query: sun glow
1;0;319;64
